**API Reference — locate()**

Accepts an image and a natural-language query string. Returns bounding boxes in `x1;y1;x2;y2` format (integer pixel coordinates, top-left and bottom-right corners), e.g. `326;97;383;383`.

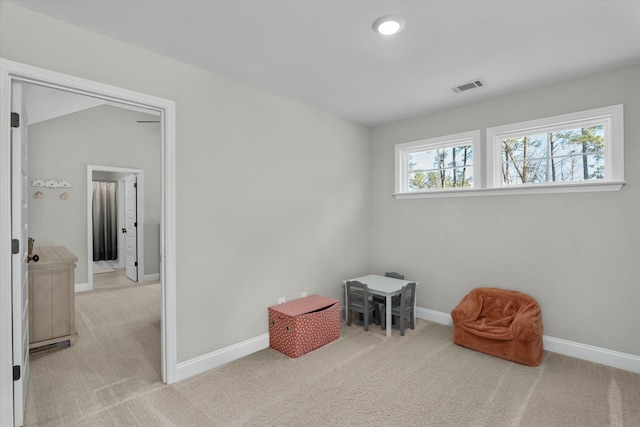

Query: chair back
346;280;370;308
384;272;404;280
400;282;416;312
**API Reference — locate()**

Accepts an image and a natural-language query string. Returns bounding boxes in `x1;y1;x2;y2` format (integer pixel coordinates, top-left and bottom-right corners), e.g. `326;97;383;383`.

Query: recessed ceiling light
373;15;405;36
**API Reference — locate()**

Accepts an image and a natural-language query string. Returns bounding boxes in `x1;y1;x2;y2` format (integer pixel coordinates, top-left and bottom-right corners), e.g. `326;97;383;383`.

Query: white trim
395;130;481;194
74;282;91;293
75;274;161;293
394;180;624;199
162;96;177;384
144;273;160;282
415;307;453;326
87;165;145;292
542;336;640;373
394;106;625;199
173;305;639;384
0;60;178;402
0;63;16;426
117;179;126;270
415;307;640;373
486;104;624;188
175;334;270;383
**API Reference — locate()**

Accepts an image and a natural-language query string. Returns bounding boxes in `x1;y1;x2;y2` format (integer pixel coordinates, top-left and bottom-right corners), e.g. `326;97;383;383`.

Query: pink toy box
268;295;340;358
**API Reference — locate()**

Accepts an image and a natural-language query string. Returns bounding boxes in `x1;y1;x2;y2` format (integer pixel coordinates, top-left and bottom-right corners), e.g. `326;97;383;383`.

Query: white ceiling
23;85;105;125
22;83;160;125
13;0;640;127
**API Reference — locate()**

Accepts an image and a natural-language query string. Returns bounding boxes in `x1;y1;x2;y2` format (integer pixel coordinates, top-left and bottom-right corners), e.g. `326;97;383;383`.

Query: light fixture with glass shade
373;15;406;35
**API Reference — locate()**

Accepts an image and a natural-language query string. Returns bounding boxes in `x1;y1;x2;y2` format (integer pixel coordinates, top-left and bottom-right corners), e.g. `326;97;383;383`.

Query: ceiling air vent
452;79;485;93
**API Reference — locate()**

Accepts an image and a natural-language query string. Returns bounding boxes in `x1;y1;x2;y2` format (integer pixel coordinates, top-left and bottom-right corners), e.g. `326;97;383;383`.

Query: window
395;130;480;194
394;105;624;199
498;125;605;185
487;105;624;189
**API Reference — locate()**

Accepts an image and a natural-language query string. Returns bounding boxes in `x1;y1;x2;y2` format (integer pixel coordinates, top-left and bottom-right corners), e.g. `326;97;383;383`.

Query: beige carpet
24;277;640;426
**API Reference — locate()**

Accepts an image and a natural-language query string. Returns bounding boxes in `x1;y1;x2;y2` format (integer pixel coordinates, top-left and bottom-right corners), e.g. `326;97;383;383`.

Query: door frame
0;58;177;426
10;81;29;427
87;166;144;291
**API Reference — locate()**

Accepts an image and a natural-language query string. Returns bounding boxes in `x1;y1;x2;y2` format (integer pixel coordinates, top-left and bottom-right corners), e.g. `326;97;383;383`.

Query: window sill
393;181;625;199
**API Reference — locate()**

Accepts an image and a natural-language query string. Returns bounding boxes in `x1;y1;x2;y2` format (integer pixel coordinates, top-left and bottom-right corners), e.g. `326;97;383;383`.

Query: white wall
27;104;162;283
0;2;372;363
370;64;640;357
7;1;635;366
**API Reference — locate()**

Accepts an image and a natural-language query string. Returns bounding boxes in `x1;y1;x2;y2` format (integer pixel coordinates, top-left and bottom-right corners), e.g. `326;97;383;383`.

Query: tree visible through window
395;130;480;194
408;144;473;190
501;126;604;185
395;105;622;198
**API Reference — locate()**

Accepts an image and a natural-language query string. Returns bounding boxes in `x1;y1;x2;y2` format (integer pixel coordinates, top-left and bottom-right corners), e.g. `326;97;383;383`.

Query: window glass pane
551;126;604;157
408;151;435;172
440;146;453;164
409;168;473;190
397;131;480;194
408;171;440;190
409;145;473;171
502;161;547;185
554;154;605;181
450;145;473;167
440;168;455;188
452;168;473;187
502;134;547;162
500;125;606;186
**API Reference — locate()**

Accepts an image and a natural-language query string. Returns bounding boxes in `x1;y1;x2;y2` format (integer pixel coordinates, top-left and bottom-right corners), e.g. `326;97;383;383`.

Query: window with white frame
395;130;480;194
487;105;624;189
394;105;624;199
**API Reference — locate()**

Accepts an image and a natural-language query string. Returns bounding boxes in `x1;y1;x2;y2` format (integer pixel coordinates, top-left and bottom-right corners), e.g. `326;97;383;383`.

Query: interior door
124;174;138;282
11;81;29;427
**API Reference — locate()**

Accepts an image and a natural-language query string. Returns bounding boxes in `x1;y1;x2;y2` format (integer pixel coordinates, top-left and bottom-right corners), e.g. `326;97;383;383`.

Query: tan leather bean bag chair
451;287;543;366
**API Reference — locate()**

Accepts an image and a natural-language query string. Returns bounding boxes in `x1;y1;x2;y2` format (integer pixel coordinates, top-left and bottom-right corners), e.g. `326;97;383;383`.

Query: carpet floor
24;276;640;426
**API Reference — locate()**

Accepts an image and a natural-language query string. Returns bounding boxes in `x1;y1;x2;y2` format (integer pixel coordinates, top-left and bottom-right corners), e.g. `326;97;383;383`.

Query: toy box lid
269;294;339;317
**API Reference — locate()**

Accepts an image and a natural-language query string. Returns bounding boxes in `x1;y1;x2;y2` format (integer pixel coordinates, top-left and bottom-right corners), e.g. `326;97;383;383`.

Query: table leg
344;284;348;321
386;295;392;337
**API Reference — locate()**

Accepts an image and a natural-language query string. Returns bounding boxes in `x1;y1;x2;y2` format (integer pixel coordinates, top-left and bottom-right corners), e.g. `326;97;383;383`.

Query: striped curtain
92;181;118;261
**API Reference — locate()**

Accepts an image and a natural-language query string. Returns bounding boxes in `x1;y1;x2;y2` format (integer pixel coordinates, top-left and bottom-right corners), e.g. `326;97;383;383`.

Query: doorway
87;166;145;291
0;59;177;427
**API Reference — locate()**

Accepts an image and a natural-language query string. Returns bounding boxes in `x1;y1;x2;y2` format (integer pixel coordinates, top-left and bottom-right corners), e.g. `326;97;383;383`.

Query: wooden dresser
28;246;78;350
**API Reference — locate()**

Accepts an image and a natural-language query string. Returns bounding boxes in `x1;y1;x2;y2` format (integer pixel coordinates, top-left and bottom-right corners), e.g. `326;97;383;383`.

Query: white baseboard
75;282;91;293
542;336;640;373
172;306;639;384
76;273;159;291
175;333;269;383
143;273;160;282
415;307;640;373
416;307;453;326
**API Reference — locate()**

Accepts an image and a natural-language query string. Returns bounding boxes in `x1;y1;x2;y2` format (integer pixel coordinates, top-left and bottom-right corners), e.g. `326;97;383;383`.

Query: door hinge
11;112;20;128
134;261;138;267
134;182;137;188
12;239;19;254
134;222;137;227
13;365;20;381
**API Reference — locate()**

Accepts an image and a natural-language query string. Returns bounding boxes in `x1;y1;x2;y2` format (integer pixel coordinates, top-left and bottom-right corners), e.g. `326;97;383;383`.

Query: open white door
11;82;30;426
124;174;138;282
2;58;176;388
